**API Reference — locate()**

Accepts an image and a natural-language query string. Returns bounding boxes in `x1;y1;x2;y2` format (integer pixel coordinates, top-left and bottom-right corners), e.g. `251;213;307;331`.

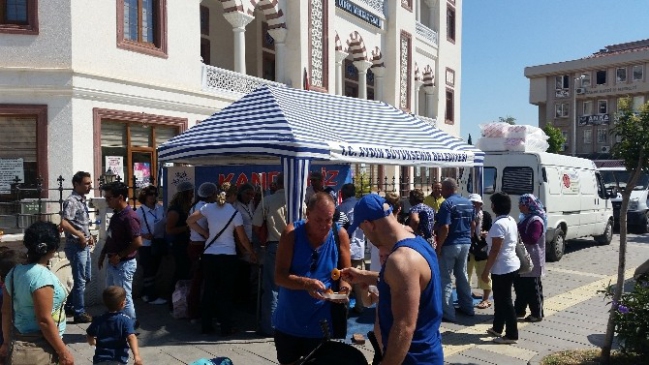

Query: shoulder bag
329;223;348;339
8;269;63;365
201;210;239;260
142;207;168;256
513;217;534;275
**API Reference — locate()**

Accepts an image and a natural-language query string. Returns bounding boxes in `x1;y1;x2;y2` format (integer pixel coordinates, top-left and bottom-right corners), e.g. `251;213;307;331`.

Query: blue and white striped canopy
158;85;483;223
158;85;483;167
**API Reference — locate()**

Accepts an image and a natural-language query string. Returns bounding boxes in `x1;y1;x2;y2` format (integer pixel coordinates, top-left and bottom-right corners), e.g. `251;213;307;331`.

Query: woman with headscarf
514;193;546;323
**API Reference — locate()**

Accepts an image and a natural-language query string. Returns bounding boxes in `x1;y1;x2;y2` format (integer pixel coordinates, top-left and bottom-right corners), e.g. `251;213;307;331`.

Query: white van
599;166;649;233
466;151;614;262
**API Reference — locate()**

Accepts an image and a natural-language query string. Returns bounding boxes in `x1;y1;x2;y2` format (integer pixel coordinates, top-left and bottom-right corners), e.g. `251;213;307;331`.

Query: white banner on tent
165;166;196;201
327;143;474;167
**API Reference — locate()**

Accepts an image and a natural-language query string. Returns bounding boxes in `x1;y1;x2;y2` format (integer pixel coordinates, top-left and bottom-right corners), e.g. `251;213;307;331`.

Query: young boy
87;286;143;365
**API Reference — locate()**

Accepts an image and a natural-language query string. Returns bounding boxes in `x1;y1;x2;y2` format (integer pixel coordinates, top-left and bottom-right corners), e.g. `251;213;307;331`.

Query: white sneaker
149;298;167;305
141;295;150;302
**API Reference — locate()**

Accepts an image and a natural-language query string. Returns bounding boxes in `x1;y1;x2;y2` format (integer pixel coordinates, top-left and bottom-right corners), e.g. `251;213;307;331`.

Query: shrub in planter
604;273;649;357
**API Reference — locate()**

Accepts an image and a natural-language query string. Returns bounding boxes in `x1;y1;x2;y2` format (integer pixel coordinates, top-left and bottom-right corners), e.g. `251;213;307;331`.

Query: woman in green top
0;221;74;365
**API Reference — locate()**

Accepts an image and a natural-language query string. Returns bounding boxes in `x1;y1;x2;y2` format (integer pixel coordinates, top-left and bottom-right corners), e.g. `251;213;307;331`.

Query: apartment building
0;0;462;204
525;39;649;158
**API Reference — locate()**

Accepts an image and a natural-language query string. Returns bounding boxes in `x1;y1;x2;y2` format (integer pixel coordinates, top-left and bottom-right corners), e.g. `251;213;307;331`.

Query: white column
223;12;255;74
353;60;373;100
414;80;424;115
423;85;435;118
372;66;386;102
334;51;349;95
268;28;288;84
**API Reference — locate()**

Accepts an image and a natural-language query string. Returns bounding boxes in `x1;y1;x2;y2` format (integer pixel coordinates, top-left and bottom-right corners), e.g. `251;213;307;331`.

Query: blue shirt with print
87;311;135;364
436;194;474;245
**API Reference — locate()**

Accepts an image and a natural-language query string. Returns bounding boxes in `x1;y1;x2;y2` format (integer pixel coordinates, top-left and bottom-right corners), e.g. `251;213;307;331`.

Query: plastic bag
189;358;233;365
172;280;191;319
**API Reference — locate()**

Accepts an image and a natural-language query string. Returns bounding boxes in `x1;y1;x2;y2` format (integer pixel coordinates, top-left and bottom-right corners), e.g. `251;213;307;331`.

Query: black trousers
201;254;238;334
514;276;544;318
137;246;163;300
491;270;519;340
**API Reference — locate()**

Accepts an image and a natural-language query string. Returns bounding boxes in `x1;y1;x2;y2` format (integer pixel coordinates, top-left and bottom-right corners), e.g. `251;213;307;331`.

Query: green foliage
495;116;516;125
611;99;649;171
603;274;649;357
353;173;372;197
543;124;566;153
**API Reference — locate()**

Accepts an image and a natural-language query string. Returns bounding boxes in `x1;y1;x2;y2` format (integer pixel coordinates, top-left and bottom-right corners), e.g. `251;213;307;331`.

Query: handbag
142;207;168;256
8;269;63;365
258;199;269;245
202;210;239;260
330;223;348;339
515;230;534;275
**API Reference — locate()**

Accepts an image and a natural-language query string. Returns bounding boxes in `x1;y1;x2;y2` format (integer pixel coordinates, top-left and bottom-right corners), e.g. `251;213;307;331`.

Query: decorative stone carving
223;11;254;29
202;64;285;95
416;21;439;47
310;0;325;88
358;0;384;13
267;27;287;44
400;33;411;110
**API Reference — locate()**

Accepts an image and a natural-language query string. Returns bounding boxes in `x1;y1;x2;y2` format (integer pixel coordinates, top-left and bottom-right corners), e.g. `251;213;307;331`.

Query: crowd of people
0;170;550;364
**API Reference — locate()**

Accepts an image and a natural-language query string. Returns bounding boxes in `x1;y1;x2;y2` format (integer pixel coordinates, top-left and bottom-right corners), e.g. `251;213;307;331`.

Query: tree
467;133;473;145
543;124;566;153
601;98;649;362
496;116;516;125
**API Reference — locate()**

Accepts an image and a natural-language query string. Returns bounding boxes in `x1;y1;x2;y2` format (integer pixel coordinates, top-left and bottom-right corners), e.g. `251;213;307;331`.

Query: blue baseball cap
348;194;393;233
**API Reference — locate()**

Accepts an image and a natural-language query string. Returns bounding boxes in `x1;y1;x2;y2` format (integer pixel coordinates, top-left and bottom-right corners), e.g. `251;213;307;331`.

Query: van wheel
639;213;649;234
594;219;613;245
547;228;565;262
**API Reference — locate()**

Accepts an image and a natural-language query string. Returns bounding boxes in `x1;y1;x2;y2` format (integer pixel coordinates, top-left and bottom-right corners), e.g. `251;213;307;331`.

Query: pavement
63;233;649;365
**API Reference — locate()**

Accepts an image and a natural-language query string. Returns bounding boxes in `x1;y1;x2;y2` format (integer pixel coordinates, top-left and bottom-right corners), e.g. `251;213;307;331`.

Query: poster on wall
105;156;124;179
133;162;151;188
0;158;24;194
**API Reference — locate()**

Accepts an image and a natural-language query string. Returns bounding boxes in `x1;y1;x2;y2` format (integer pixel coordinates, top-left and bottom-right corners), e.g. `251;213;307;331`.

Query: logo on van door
561;170;580;194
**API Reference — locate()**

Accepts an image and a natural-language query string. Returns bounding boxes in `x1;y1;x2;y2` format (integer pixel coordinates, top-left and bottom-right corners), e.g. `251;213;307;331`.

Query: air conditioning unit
601;146;611;153
576;87;586;95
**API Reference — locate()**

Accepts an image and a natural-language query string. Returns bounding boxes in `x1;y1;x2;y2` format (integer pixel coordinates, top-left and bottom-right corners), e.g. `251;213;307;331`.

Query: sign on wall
105;156;124;179
335;0;382;28
0;158;24;194
578;114;610;126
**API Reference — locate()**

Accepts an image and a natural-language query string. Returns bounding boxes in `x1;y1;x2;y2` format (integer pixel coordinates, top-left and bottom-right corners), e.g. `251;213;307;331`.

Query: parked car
599;166;649;233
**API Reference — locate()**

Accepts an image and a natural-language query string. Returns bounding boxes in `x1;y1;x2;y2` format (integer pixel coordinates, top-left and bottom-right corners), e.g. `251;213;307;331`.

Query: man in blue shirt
343;194;443;365
436;178;476;322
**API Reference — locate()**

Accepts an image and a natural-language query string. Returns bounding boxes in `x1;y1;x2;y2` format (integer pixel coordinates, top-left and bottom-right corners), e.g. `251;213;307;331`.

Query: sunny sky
460;0;649;141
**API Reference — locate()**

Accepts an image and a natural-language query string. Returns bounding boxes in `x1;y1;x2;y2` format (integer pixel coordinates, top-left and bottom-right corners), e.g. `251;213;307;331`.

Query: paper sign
0;158;24;194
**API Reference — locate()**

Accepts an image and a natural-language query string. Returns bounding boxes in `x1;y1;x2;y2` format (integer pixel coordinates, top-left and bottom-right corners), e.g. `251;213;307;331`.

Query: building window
555;75;569;90
596;70;607;85
446;6;455;43
93;109;186;194
633;96;645;112
262;52;276;82
616;67;627;83
581;72;591;87
0;105;48;203
633;65;644;82
583;129;592;144
598;100;608;114
445;88;454;124
0;0;38;34
117;0;168;58
200;38;210;65
555;102;569;118
597;128;607;144
561;131;569;151
200;5;208;36
583;100;592;115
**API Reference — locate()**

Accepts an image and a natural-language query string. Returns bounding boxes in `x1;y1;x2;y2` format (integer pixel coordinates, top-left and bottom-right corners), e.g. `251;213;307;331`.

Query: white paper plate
322;292;347;300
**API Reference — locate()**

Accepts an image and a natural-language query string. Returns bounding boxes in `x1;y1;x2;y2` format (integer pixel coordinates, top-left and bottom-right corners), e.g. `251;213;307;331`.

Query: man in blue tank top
343;194;444;365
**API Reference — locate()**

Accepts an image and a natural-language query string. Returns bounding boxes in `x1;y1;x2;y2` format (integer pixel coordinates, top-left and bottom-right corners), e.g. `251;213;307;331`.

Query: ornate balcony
201;64;285;96
415;21;438;48
358;0;385;14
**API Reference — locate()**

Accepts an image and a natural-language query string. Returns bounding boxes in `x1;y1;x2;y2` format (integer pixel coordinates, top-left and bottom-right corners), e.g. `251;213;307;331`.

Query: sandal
476;300;492;309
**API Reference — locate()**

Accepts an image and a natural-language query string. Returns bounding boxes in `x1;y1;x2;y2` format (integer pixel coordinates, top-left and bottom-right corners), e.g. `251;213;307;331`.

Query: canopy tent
158;85;484;222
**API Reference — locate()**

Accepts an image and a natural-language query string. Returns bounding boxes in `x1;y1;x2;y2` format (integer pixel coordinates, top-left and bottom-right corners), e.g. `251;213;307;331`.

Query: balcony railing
415;21;438;47
201;64;285;96
358;0;384;14
415;114;438;129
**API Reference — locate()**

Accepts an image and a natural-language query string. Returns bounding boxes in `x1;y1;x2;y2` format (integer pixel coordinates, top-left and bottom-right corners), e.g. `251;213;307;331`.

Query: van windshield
601;170;649;191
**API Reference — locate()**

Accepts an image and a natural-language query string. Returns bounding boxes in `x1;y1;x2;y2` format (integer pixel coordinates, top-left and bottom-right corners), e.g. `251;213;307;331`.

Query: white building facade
0;0;462;203
525;40;649;158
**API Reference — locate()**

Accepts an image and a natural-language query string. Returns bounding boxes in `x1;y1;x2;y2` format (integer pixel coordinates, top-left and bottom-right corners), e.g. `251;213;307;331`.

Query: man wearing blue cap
342;194;443;365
